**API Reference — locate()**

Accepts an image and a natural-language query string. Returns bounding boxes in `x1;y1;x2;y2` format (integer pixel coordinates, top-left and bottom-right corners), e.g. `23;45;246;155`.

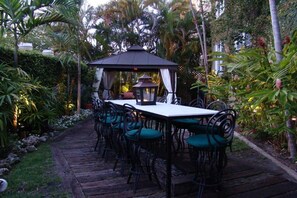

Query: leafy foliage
200;31;297;144
278;0;297;36
210;0;271;52
0;63;59;149
0;46;92;150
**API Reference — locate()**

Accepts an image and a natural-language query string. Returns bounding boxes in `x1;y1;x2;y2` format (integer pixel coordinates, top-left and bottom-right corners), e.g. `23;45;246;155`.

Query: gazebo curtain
92;68;104;99
160;69;177;104
94;68;177;102
102;71;117;99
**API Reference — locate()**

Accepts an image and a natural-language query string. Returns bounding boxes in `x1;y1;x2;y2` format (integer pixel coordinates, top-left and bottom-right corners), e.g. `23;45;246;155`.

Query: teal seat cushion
105;115;123;124
187;124;219;134
186;134;227;148
125;128;163;140
113;122;141;130
173;118;201;125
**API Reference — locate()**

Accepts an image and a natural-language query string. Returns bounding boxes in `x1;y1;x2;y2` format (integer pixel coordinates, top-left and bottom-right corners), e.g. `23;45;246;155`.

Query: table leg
166;119;172;197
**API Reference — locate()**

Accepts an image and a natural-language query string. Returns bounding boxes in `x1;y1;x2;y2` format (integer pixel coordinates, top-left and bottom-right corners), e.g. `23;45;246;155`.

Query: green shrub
194;30;297;146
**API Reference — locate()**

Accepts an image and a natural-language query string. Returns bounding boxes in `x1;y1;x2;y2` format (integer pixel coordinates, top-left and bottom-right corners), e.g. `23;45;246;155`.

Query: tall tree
190;0;210;84
210;0;270;51
278;0;297;36
49;0;94;114
269;0;296;159
269;0;282;62
0;0;72;67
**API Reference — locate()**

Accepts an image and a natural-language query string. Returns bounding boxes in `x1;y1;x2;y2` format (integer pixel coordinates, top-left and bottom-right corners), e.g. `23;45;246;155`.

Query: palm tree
0;0;72;67
269;0;282;62
49;0;94;114
269;0;296;160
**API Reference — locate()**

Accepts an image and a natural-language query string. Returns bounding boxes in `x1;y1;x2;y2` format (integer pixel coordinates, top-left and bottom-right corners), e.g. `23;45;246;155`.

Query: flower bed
0;109;93;176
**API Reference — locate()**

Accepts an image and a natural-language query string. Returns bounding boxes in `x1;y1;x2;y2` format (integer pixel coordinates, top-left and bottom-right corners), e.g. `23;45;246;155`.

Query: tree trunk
286;117;296;160
13;28;18;67
77;52;81;114
269;0;296;159
66;70;71;115
199;0;209;70
269;0;283;62
190;0;208;86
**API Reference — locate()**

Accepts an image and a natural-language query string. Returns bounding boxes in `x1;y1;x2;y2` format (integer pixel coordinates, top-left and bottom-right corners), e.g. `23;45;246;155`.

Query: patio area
51;118;297;198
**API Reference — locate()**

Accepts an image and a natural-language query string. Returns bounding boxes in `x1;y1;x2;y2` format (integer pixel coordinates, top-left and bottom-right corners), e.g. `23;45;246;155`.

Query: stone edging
235;131;297;182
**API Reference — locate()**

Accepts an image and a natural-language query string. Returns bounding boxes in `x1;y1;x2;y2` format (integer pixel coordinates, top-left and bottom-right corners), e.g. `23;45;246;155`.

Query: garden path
51;118;297;197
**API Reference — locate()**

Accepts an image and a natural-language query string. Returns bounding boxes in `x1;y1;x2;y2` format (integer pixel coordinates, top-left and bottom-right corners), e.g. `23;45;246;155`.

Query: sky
86;0;110;7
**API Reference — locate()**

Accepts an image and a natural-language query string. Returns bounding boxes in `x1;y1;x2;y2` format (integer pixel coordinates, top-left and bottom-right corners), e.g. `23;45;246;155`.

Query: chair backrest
93;99;105;122
105;102;123;125
188;98;205;108
172;97;182;105
207;109;236;147
122;104;143;139
92;97;104;111
206;100;228;110
157;95;167;103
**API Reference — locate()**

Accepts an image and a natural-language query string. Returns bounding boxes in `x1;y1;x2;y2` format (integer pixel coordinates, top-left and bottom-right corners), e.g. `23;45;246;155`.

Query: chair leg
197;179;206;198
127;171;132;184
151;156;162;189
172;127;186;153
113;158;119;171
94;123;103;152
189;147;227;197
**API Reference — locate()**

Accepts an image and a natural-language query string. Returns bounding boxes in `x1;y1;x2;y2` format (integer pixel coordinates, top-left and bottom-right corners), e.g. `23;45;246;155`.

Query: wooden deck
51;118;297;198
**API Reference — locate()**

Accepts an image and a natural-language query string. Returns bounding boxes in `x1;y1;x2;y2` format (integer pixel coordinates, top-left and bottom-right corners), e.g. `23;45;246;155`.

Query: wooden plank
225;175;287;195
228;180;297;197
51;118;297;198
224;172;284;188
83;179;159;196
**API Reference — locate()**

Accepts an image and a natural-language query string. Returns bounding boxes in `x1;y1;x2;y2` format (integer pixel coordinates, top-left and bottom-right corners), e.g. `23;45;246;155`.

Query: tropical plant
0;0;73;67
278;0;297;36
0;63;29;148
210;0;271;52
190;0;210;83
46;0;98;114
200;31;297;160
0;63;58;152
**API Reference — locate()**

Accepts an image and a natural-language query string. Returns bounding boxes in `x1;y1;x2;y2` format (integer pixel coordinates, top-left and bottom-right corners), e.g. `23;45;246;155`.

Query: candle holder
133;74;158;105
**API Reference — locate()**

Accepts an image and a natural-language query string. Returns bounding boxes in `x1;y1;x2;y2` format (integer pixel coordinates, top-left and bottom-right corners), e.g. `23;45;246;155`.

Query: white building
42;49;54;56
18;42;33;50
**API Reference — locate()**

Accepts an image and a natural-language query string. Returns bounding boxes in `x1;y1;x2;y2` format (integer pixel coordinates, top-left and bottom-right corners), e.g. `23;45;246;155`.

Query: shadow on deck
51;118;297;198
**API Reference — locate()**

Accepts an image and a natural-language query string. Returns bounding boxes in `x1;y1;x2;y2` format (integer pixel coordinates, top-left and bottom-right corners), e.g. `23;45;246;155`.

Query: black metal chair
100;102;123;161
92;98;105;152
206;100;228;111
108;103;129;175
189;98;205;108
111;103;142;175
157;95;167;103
186;99;229;137
186;109;236;197
172;98;205;152
123;103;162;193
172;97;182;105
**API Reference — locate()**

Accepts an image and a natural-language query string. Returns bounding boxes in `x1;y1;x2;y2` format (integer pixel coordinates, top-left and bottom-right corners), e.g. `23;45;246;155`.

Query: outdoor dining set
91;92;237;198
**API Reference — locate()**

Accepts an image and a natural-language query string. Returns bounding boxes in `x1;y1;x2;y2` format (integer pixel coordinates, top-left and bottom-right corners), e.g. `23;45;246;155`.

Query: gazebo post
170;70;176;104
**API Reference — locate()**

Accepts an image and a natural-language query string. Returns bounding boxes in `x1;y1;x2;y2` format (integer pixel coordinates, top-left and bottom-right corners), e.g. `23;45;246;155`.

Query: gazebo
87;45;178;103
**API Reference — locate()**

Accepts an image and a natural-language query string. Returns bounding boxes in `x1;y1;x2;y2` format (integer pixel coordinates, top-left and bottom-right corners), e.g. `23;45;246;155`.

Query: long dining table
107;99;218;197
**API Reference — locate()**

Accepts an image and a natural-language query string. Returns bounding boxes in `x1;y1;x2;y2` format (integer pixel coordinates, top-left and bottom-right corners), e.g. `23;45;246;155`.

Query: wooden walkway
51;118;297;198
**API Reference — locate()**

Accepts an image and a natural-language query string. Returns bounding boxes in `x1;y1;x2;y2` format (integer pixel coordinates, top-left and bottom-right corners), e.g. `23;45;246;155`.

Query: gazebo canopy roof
87;45;178;71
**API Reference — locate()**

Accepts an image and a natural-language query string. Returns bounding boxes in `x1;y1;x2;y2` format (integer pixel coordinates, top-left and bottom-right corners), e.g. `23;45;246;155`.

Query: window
215;0;225;18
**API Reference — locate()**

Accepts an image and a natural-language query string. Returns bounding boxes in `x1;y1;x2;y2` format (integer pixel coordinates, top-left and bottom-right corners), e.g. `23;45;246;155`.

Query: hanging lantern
133;74;158;105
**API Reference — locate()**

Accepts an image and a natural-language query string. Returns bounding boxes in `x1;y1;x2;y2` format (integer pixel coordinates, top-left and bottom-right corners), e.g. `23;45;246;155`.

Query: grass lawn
1;143;69;198
231;137;250;152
